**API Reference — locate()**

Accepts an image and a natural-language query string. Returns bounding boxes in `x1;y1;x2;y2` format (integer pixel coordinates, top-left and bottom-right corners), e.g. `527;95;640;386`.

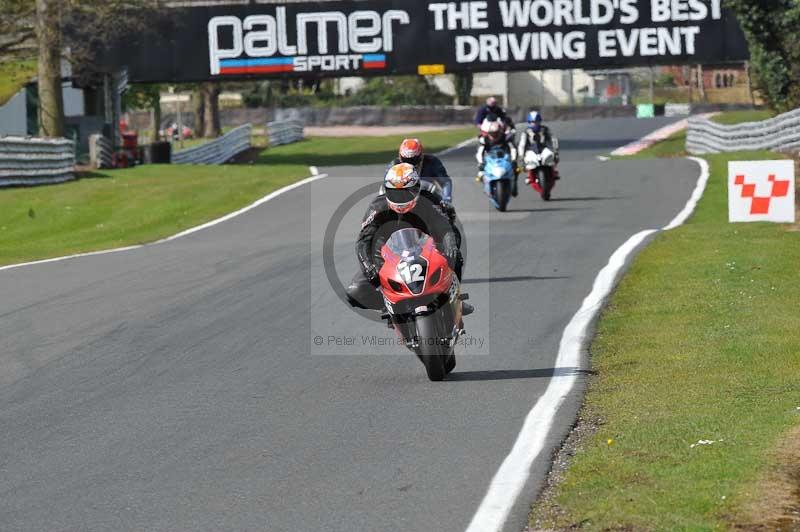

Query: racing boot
511;163;520;197
462;301;475;316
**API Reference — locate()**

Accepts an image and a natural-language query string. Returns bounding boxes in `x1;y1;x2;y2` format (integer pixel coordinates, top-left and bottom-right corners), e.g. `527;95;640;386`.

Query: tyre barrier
0;136;75;187
267;120;304;147
172;124;252;164
687;108;800;154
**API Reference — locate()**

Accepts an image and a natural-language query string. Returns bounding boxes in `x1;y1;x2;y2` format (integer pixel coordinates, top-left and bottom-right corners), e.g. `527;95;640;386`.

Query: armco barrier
0;136;75;187
172;124;252;164
665;103;691;117
89;134;113;169
267;120;304;146
687;109;800;154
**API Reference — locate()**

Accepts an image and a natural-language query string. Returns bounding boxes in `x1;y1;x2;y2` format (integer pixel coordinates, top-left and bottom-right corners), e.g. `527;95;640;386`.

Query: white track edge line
0;173;328;273
158;174;327;242
663;157;709;231
464;155;708;532
437;137;476;157
0;132;475;273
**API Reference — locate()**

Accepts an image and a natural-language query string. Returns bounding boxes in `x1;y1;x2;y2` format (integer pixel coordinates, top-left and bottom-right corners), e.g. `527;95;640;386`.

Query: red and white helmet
398;138;424;170
486;119;503;144
384;163;421;214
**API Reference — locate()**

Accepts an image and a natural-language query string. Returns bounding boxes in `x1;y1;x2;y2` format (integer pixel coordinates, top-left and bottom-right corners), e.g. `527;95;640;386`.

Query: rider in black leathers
346;165;466;312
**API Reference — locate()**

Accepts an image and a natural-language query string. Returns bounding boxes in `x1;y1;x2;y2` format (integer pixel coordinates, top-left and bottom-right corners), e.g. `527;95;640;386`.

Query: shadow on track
506;207;584;213
448;367;593;382
546;196;625;202
462;275;569;284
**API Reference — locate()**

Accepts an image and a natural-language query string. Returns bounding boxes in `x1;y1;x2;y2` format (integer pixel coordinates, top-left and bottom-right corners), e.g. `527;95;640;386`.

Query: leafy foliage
345;76;451;106
244;76;451;108
725;0;800;112
0;0;36;59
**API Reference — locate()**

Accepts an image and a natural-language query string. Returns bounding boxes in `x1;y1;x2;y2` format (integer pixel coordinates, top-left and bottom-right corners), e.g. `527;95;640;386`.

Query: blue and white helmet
528;111;542;126
527;111;543;132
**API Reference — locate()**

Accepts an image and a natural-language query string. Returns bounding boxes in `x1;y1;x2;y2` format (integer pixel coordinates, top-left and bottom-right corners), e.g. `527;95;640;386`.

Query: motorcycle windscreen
386;228;431;295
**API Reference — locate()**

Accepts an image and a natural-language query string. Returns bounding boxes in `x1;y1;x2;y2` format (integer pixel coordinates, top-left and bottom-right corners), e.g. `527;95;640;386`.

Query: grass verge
0;128;473;266
612;128;688;160
711;109;776;125
0;60;36;106
532;149;800;529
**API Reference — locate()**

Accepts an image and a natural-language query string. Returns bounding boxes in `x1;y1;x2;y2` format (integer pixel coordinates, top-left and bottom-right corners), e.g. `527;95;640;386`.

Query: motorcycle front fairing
379;229;457;317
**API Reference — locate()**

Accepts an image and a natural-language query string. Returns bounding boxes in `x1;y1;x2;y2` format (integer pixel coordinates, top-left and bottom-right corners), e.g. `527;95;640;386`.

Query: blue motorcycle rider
476;118;520;196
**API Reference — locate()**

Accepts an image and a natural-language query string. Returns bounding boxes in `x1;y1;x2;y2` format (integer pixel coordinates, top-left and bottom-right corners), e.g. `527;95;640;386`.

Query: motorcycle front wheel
414;313;453;381
538;168;553;201
493;180;510;212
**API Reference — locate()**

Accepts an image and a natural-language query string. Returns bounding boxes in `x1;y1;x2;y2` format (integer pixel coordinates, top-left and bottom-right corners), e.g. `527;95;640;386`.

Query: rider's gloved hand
364;263;380;287
441;233;459;269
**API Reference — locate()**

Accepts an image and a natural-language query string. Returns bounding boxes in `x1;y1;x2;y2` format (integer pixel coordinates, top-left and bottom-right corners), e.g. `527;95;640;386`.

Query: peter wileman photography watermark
313;334;486;350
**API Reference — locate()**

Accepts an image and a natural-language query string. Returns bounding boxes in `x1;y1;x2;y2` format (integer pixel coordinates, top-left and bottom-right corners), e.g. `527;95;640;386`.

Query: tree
124;84;162;142
200;82;221;138
726;0;800;112
34;0;64;137
454;73;473;106
192;87;205;136
2;0;161;138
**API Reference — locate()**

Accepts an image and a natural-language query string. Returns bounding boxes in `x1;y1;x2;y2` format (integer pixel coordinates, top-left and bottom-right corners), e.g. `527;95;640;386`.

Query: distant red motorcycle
523;146;557;201
378;228;467;381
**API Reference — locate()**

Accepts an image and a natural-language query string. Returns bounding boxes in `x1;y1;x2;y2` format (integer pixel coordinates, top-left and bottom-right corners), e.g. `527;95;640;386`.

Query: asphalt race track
1;117;699;532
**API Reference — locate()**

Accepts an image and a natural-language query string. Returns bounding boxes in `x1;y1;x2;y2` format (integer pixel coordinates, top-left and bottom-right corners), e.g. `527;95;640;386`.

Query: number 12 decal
398;262;425;284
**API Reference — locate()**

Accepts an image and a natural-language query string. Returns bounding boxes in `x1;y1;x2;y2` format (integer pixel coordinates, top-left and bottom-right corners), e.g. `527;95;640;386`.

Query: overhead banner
120;0;749;82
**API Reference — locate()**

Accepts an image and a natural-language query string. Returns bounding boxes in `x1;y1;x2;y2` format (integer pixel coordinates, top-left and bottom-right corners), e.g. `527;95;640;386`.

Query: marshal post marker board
114;0;749;83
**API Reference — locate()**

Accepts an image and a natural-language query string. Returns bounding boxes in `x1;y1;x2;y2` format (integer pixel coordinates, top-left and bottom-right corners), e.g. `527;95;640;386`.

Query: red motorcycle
378;228;468;381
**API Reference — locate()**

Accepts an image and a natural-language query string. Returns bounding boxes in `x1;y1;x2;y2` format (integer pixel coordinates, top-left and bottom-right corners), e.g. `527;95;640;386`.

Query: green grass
256;127;474;167
532;150;800;529
0;128;473;266
0;60;36;105
711;109;776;125
613;129;688;160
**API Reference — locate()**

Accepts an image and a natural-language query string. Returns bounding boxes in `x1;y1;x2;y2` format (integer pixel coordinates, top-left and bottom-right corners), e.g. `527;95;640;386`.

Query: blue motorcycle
481;146;514;212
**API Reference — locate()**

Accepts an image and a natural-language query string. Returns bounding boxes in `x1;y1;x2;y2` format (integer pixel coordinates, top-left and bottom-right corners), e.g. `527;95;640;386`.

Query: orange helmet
398;138;424;170
384;163;421;214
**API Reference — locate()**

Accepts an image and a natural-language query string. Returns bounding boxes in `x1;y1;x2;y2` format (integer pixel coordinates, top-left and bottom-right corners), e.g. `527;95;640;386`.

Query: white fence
687;109;800;154
267;120;304;146
172;124;252;164
0;136;75;187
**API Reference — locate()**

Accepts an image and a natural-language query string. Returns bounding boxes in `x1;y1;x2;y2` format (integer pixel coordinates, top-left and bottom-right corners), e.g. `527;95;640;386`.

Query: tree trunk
35;0;64;138
202;82;221;138
454;73;473;106
152;99;161;142
697;64;706;102
193;87;205;137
